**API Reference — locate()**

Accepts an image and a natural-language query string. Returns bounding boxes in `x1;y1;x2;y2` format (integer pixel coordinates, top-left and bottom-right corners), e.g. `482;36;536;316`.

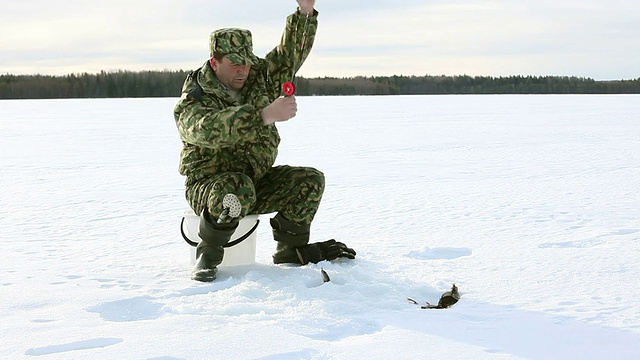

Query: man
174;0;356;282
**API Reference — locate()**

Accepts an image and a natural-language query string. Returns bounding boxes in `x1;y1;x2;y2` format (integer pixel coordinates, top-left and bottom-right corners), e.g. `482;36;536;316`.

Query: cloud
299;1;640;79
1;0;638;79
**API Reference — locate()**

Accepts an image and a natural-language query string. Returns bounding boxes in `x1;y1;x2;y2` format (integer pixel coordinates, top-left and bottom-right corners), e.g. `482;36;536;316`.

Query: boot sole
191;268;218;282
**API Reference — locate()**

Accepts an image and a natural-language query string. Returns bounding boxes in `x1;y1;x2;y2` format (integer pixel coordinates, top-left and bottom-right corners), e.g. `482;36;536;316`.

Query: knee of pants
207;172;256;218
300;167;325;198
282;167;325;225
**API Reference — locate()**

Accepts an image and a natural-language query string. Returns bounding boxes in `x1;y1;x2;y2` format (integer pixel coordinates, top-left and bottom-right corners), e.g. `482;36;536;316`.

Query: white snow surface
2;95;640;359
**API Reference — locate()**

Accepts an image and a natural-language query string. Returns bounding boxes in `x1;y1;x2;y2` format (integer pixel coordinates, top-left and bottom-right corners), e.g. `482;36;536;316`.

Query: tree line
296;75;640;95
1;70;639;99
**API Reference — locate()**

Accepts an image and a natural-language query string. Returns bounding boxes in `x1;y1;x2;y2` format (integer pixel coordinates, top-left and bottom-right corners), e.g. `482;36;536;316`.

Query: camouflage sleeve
264;9;318;95
174;94;263;149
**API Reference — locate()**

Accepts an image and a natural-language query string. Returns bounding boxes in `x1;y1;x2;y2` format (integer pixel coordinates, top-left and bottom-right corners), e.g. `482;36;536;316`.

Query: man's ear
209;58;217;71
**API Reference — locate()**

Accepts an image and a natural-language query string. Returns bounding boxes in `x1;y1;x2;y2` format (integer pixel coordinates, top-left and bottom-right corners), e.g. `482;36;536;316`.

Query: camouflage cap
209;28;258;65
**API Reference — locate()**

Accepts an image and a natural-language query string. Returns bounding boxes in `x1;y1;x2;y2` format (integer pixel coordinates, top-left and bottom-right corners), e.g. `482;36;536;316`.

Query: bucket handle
180;217;260;248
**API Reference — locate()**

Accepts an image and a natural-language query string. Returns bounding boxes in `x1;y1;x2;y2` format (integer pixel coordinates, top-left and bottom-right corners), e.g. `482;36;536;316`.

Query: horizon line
2;71;638;82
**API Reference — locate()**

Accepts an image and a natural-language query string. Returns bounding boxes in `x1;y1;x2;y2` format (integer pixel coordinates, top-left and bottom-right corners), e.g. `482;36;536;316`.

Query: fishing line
282;11;310;96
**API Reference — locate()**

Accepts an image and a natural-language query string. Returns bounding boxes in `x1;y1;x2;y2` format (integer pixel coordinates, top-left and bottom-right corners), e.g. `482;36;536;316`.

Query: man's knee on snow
207;172;256;219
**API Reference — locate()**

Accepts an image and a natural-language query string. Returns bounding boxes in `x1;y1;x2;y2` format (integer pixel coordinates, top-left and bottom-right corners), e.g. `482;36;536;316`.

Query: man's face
212;56;250;91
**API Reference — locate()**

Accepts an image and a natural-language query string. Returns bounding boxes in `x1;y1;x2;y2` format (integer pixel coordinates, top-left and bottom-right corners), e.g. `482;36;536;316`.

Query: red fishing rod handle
282;81;296;96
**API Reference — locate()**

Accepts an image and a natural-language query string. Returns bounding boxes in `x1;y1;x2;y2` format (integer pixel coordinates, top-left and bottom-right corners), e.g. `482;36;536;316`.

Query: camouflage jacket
174;10;318;184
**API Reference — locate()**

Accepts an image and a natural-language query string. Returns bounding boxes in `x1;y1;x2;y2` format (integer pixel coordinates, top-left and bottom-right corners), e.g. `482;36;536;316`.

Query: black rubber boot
192;210;238;282
270;213;310;264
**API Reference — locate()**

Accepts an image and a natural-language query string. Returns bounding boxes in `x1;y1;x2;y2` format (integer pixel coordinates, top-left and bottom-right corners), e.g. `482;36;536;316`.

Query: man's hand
262;96;298;125
296;0;315;15
295;240;357;265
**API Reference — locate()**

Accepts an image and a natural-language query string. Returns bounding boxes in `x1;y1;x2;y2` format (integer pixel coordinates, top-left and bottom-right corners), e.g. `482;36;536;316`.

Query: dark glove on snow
296;240;356;265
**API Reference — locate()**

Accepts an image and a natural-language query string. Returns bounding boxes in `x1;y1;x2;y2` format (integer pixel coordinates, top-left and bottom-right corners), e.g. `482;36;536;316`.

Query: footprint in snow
611;228;639;236
25;338;123;356
87;296;163;322
538;238;604;249
540;229;638;249
407;246;472;260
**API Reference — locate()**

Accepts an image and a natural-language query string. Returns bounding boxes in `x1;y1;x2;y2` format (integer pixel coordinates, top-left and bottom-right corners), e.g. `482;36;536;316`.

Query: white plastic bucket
181;210;259;267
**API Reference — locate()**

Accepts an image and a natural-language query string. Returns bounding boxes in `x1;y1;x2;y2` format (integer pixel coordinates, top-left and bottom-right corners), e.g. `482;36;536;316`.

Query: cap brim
227;53;256;66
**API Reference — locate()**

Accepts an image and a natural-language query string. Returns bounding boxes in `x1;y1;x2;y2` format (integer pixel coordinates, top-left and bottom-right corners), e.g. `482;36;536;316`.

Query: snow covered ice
1;94;640;359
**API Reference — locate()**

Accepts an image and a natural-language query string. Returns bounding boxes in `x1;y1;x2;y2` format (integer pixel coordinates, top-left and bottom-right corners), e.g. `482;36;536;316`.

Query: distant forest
1;70;639;99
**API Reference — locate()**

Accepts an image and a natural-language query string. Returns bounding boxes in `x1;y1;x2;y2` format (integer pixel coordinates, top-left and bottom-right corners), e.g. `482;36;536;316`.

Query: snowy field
1;94;639;359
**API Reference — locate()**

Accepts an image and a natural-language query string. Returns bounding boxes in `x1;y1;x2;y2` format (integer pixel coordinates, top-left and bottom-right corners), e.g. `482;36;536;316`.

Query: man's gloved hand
296;239;356;265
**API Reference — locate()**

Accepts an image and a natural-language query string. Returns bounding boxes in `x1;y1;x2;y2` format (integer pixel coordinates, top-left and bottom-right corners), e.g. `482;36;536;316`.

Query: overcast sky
1;0;638;80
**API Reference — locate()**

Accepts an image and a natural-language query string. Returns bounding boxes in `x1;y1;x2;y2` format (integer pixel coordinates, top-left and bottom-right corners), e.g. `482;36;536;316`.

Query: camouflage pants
185;165;325;226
